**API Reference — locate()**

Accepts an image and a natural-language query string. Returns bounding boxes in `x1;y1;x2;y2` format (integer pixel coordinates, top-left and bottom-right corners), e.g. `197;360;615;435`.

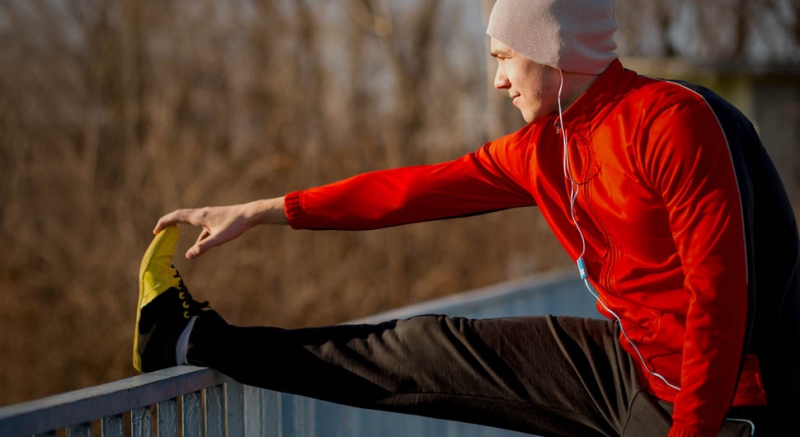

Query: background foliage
0;0;798;406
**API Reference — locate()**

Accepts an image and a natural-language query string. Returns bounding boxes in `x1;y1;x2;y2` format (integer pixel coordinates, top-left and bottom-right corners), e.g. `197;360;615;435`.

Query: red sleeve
284;132;536;230
644;101;749;437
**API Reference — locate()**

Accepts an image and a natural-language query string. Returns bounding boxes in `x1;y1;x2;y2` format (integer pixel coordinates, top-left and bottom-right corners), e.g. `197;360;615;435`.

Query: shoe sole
133;225;180;371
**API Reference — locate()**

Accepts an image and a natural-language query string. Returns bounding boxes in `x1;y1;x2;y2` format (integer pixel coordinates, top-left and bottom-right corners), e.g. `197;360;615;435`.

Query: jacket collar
560;59;638;135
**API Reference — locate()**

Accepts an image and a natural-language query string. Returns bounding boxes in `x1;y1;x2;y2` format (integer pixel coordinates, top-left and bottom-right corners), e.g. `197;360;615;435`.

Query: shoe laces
171;265;209;319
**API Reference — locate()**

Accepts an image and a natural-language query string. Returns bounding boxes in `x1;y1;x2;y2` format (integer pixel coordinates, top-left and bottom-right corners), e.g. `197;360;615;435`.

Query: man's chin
519;110;534;124
524;113;547;124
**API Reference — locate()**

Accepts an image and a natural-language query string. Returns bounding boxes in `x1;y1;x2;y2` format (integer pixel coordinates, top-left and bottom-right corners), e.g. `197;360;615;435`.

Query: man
133;0;800;436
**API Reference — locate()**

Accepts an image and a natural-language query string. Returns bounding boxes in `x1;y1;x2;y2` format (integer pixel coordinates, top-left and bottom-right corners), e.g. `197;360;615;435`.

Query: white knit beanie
487;0;618;75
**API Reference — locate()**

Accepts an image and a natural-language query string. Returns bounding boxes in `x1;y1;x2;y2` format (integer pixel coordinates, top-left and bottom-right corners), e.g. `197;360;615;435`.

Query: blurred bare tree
615;0;800;61
0;0;798;407
0;0;556;405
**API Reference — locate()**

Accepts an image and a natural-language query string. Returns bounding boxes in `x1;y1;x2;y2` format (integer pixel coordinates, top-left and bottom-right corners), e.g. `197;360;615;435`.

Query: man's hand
153;197;287;259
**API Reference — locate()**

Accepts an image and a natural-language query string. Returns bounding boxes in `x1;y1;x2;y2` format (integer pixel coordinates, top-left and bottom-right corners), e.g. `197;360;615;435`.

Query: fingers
152;206;243;259
187;228;211;259
153;209;198;234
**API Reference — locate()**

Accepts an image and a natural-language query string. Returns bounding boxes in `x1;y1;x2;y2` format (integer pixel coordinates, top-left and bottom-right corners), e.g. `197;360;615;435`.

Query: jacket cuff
284;190;311;230
668;422;717;437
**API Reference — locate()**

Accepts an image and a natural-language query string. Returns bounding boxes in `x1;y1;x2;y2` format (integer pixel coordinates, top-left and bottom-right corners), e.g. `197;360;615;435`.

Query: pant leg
187;311;642;437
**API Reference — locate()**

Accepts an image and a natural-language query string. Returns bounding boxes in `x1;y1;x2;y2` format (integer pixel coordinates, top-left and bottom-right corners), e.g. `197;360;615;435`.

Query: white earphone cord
556;70;756;436
557;69;679;391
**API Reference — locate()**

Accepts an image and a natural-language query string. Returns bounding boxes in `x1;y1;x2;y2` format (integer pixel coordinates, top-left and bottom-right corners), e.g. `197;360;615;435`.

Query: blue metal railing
0;268;596;437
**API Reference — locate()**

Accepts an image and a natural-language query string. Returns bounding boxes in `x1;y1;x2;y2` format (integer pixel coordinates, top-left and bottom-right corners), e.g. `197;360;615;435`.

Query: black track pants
187;312;768;437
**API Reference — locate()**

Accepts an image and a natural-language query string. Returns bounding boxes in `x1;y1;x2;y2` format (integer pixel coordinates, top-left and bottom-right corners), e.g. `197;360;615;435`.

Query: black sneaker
133;226;208;372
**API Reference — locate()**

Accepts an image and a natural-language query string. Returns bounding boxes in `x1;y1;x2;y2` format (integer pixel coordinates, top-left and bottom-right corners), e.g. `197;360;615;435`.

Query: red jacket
285;60;800;437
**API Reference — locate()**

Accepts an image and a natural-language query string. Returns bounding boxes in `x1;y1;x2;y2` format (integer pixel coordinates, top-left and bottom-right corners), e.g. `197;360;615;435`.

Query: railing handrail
0;366;228;436
349;267;578;324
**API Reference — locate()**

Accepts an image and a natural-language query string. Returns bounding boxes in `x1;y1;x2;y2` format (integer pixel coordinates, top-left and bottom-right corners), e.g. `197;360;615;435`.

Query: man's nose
494;65;509;89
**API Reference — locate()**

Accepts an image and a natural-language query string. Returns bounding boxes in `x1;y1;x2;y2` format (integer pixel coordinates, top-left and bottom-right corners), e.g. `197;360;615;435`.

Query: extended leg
187;311;638;437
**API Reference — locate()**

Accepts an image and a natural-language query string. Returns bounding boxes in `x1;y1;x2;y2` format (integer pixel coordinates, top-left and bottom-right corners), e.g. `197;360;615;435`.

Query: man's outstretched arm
152;129;537;260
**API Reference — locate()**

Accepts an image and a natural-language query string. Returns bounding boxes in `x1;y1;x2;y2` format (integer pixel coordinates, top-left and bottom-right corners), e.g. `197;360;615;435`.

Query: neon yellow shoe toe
133;226;206;372
139;226;182;308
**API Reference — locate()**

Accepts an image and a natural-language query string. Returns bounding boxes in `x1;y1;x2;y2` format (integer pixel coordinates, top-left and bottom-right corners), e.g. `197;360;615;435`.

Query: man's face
491;38;561;123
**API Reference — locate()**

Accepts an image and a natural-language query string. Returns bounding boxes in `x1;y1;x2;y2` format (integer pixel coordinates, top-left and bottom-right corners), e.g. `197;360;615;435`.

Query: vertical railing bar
243;386;261;437
131;406;153;437
101;413;124;437
157;398;179;437
286;395;315;437
205;384;224;437
202;389;207;436
293;396;316;437
276;391;282;437
225;382;244;437
309;396;316;437
178;395;184;437
281;393;297;437
182;391;202;437
66;421;91;437
265;390;280;437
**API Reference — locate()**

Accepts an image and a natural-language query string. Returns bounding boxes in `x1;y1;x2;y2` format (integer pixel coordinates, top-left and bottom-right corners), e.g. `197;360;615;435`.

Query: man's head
487;0;618;122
